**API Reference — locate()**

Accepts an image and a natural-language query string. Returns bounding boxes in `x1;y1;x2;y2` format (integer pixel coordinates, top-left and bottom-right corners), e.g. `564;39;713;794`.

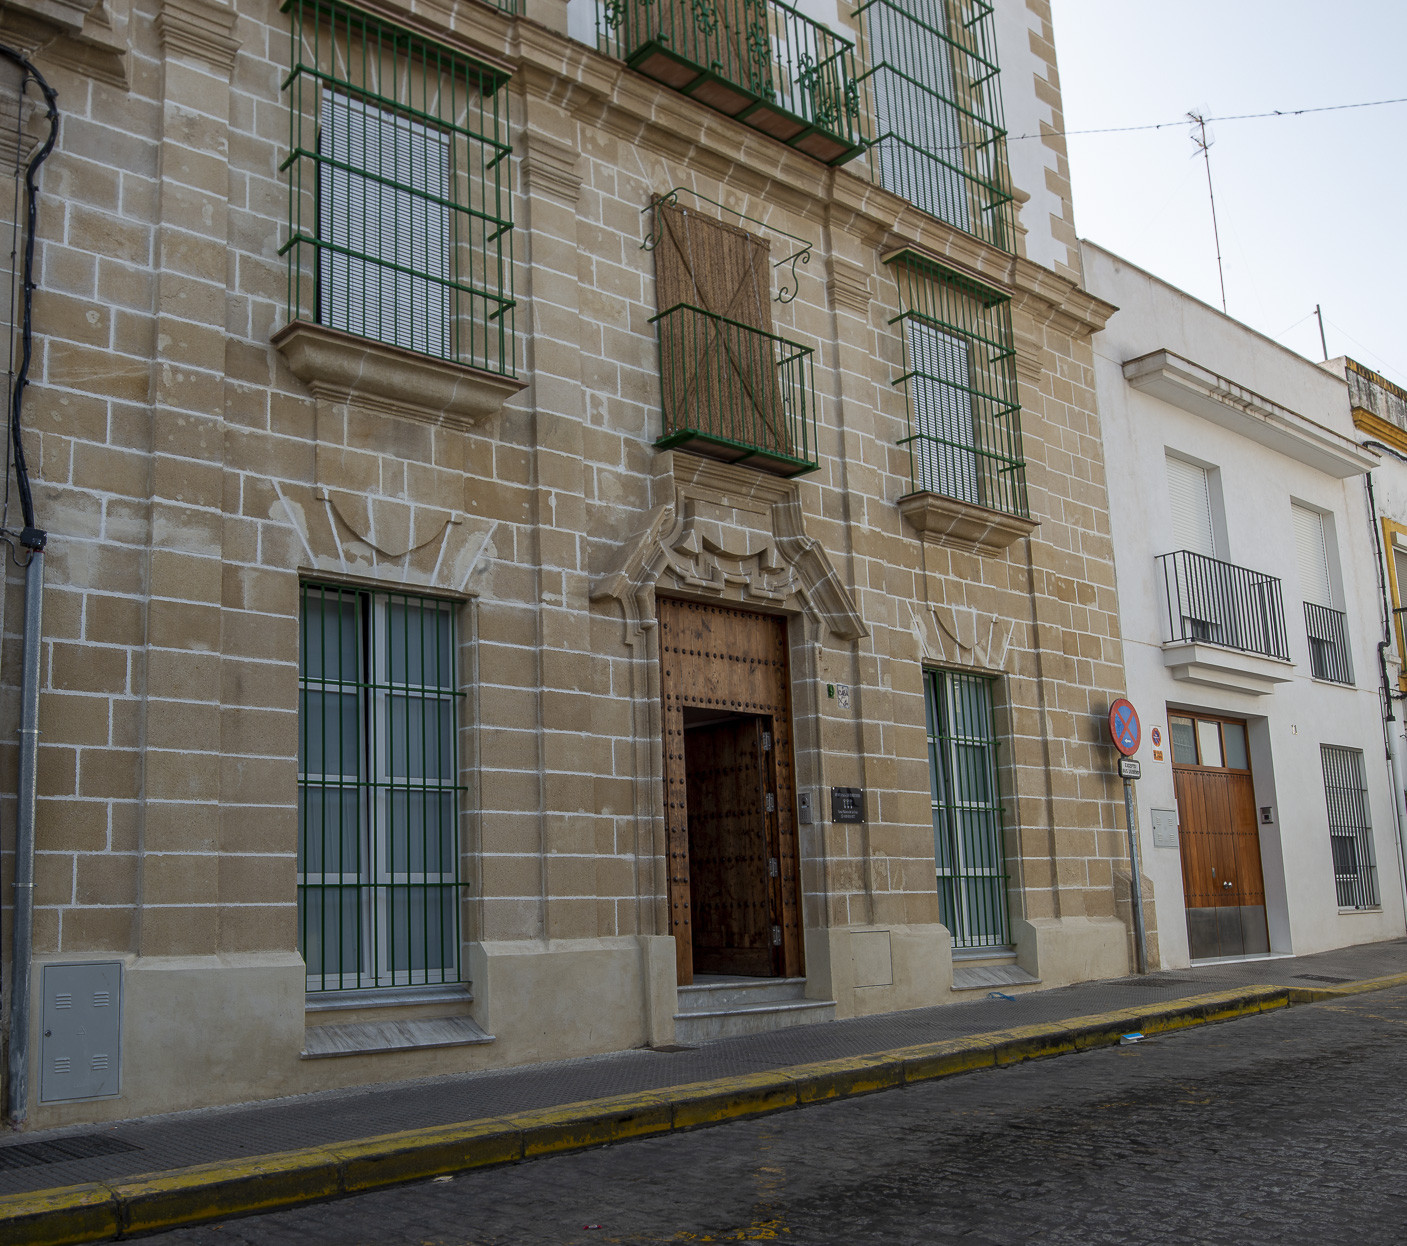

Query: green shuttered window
925;669;1010;949
298;584;466;991
281;0;515;375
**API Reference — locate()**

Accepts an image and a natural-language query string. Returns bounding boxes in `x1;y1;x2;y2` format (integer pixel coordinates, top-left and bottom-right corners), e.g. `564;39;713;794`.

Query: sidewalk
4;937;1405;1244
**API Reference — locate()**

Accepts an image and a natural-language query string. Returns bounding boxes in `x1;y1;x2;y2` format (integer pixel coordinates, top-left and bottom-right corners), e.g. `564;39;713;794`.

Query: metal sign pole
1123;775;1148;975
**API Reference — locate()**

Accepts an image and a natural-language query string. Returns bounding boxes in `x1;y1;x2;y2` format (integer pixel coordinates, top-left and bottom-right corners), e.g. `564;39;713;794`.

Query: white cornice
1123;350;1378;479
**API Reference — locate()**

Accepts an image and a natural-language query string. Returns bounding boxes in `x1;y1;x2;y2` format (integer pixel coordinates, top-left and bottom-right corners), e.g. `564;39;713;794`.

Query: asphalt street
135;984;1407;1246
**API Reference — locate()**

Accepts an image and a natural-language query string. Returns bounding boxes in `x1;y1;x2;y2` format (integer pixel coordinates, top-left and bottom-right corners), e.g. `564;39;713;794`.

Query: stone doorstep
951;963;1042;992
302;1015;494;1059
674;977;837;1044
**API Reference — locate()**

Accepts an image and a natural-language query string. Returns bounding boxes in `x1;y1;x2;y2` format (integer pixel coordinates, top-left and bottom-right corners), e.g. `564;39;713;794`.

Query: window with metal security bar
281;0;515;376
1319;745;1379;910
887;251;1026;518
1292;503;1352;684
298;584;466;992
925;669;1010;950
855;0;1014;251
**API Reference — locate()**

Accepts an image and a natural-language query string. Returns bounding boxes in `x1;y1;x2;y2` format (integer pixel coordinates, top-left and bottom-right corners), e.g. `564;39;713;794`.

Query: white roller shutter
1166;455;1215;557
1292;503;1332;607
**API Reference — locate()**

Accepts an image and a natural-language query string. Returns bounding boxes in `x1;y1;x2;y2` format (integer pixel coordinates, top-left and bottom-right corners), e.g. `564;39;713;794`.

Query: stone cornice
828;257;871;317
155;0;239;70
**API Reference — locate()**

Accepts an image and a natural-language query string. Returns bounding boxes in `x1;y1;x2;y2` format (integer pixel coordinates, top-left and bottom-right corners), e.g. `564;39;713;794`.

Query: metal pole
9;547;43;1126
1123;775;1148;975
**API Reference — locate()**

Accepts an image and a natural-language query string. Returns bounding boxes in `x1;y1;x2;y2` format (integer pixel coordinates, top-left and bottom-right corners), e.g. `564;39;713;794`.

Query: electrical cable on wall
1;43;58;555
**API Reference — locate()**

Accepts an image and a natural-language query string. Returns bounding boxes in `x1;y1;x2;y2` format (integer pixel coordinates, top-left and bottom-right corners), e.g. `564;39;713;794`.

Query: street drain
1294;973;1353;984
0;1133;140;1171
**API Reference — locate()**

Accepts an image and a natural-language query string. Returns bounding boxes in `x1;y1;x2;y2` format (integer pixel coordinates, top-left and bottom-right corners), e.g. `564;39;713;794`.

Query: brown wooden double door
660;598;803;985
1171;712;1270;959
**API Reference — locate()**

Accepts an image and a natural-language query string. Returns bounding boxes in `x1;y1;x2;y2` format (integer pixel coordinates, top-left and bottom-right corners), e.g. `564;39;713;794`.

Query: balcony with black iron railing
1304;601;1353;685
652;302;818;477
1157;550;1289;660
598;0;865;165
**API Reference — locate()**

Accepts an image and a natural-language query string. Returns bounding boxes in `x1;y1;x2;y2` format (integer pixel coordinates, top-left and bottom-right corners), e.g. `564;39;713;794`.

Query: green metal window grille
281;0;516;375
887;250;1026;517
298;583;466;992
925;668;1010;950
597;0;865;165
854;0;1014;250
1320;745;1380;910
652;302;818;477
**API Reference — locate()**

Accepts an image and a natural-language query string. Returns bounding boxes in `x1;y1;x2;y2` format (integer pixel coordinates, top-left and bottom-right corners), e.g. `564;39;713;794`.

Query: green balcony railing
599;0;865;165
652;302;818;476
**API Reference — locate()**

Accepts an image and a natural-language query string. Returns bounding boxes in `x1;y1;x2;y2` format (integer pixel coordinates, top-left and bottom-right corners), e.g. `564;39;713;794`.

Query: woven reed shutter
651;201;788;455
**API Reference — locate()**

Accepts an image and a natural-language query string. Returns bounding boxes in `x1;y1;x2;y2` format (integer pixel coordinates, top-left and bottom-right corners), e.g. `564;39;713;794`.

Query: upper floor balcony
652;301;818;477
1157;549;1293;696
598;0;866;165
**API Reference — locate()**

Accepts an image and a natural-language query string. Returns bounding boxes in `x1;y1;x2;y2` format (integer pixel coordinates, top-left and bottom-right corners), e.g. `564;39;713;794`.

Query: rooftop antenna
1315;303;1329;360
1188;110;1227;314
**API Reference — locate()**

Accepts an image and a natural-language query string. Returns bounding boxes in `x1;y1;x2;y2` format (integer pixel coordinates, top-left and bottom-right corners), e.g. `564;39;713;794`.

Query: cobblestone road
146;985;1407;1245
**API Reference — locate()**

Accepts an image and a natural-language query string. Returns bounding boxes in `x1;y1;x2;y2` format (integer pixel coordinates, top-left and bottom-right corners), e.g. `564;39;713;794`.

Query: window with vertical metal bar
281;0;516;375
1319;745;1379;910
925;669;1010;949
854;0;1013;250
298;583;466;991
887;251;1026;517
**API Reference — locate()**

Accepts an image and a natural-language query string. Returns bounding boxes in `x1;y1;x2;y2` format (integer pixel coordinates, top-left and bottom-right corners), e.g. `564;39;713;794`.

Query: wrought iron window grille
298;583;467;992
281;0;516;376
853;0;1013;250
1157;549;1289;662
925;668;1011;950
884;249;1026;517
1320;745;1379;910
1303;601;1353;685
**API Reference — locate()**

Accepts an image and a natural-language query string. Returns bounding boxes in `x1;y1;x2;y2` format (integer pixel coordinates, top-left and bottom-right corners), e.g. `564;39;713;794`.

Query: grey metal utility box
39;961;122;1103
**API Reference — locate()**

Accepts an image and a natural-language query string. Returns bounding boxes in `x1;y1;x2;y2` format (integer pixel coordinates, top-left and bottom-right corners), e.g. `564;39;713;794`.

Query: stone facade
0;0;1140;1128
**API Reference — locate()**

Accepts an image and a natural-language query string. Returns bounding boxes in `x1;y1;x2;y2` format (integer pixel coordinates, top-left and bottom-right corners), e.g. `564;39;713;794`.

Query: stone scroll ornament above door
909;600;1016;672
592;462;866;644
268;481;497;595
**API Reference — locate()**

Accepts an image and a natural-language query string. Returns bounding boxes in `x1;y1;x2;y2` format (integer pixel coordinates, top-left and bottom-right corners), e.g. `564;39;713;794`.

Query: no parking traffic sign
1108;698;1140;757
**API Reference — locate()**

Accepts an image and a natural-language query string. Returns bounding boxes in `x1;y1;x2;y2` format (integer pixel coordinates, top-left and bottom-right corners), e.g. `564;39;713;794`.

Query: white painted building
1083;241;1407;967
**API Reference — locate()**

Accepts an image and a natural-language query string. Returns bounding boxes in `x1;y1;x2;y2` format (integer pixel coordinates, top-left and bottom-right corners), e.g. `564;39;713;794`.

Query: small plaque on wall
831;787;865;823
1151;807;1179;849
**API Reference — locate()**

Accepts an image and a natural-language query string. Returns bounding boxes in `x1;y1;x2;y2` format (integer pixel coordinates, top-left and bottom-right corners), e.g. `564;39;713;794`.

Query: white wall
1083;240;1407;966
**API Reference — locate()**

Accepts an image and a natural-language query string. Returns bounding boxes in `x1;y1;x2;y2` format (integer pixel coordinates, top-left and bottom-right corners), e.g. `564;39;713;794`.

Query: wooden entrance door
685;716;776;976
659;598;802;985
1170;713;1269;959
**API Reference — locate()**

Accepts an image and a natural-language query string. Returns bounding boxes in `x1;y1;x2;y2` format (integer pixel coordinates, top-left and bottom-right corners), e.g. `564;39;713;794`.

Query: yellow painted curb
0;1182;117;1246
1;975;1401;1244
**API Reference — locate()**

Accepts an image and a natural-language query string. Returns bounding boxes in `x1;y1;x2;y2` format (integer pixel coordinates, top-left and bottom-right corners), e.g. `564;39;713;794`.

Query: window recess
279;0;518;416
925;669;1011;950
885;249;1032;551
1320;745;1379;910
298;583;467;993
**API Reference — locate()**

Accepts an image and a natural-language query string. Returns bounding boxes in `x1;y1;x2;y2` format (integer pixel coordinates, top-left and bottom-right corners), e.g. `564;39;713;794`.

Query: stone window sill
272;320;526;430
897;491;1038;555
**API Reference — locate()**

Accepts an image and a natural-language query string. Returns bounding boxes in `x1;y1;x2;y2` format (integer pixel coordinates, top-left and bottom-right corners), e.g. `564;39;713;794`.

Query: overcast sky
1046;0;1407;389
